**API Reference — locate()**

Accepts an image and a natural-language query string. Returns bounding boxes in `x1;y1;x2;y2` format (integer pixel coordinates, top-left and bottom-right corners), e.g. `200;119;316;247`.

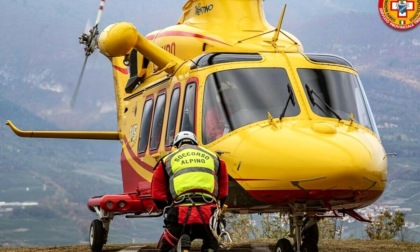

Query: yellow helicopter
6;0;388;251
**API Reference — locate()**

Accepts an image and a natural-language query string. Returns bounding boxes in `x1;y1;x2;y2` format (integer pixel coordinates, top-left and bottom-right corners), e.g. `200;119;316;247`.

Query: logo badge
378;0;420;30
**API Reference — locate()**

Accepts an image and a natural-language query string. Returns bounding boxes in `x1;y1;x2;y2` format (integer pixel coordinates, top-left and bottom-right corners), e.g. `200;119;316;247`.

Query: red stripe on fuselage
146;31;231;46
120;137;155;192
123;138;154;172
121;149;147;193
244;189;383;207
235;178;275;181
113;65;128;74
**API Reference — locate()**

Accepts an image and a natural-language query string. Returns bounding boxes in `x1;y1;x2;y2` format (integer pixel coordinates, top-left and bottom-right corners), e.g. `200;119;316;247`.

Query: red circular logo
378;0;420;30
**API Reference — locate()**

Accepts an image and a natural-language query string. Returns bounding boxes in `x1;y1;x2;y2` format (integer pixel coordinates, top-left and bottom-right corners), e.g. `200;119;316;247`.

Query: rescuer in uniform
151;131;229;252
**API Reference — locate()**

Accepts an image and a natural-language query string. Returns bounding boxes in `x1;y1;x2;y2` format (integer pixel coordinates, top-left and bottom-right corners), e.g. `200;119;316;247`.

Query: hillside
0;95;161;245
1;0;420;248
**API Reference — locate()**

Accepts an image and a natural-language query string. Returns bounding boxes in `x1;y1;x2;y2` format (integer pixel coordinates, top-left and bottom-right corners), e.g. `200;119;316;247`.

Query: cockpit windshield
202;68;300;143
298;68;378;134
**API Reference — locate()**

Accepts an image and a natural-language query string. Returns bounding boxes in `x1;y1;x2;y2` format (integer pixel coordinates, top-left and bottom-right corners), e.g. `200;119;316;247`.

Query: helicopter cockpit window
202;68;300;143
298;68;377;133
138;98;154;153
180;83;196;132
150;93;166;151
165;88;180;147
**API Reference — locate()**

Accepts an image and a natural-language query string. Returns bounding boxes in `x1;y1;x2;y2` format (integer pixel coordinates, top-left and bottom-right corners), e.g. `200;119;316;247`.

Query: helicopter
6;0;388;251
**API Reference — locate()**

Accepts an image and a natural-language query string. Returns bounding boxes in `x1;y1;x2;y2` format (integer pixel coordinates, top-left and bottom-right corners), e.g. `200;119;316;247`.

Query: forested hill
1;0;419;247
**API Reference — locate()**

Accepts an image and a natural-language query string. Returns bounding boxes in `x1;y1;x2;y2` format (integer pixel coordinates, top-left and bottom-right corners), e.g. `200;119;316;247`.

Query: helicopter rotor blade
84;19;93;35
71;0;106;107
94;0;105;26
71;56;89;108
81;0;105;56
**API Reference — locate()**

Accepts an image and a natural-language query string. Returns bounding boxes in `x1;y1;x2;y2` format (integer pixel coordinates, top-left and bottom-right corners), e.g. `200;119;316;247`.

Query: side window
138;98;153;153
150;93;166;151
165;88;180;147
180;83;196;132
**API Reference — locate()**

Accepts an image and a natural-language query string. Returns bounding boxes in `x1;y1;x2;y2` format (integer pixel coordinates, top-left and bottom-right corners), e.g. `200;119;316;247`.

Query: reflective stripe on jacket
163;144;219;199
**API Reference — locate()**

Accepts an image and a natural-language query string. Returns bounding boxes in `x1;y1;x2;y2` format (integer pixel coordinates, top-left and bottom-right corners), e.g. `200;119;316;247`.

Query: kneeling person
152;131;229;252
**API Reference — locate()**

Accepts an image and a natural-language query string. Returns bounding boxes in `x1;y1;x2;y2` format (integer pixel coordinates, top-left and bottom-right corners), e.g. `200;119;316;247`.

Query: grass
1;240;420;252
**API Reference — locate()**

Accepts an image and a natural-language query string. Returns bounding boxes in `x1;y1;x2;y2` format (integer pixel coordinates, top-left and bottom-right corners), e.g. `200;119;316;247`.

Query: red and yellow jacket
151;144;228;224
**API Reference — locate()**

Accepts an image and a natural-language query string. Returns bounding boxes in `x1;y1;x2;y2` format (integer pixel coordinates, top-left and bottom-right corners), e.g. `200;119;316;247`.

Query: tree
225;213;259;241
226;213;342;241
260;213;289;239
365;210;405;240
317;218;337;240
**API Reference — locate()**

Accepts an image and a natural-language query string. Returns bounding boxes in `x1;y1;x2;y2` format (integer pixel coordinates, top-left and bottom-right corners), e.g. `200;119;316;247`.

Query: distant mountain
0;94;161;245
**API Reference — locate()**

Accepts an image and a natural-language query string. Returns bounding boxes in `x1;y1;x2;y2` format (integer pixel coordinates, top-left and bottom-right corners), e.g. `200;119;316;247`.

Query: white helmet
173;131;198;147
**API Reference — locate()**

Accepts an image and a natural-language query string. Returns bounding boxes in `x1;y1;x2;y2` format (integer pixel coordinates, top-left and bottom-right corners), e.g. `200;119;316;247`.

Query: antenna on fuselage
237;4;288;45
271;4;287;45
71;0;105;108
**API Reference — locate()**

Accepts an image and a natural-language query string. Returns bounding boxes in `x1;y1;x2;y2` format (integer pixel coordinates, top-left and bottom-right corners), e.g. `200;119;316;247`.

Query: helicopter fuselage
113;49;386;215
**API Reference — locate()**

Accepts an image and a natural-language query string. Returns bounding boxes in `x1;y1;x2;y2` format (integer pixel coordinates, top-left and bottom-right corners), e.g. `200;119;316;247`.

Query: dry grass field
1;240;420;252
